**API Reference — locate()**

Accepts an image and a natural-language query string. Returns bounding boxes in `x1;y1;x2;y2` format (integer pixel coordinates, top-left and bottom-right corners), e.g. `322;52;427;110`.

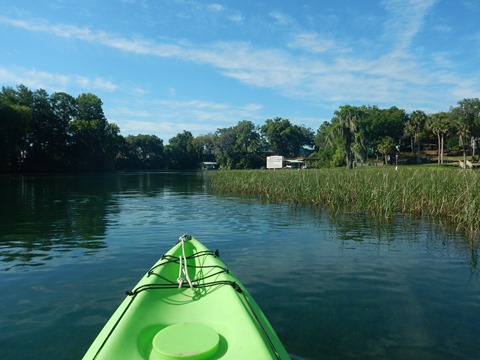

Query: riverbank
208;167;480;237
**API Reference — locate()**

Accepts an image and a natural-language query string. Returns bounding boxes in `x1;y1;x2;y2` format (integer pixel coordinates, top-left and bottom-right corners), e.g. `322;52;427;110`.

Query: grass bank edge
207;167;479;237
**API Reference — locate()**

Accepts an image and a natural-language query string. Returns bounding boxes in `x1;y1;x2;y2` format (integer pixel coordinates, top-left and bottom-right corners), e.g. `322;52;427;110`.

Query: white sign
266;156;284;169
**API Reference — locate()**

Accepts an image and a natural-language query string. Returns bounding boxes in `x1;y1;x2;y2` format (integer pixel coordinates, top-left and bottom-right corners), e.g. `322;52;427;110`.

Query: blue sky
1;0;479;142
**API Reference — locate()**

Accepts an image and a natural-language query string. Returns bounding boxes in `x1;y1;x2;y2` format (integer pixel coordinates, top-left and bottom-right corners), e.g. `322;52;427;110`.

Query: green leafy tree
71;93;118;171
234;120;260;153
104;123;122;169
1;86;77;171
70;119;106;170
166;131;201;169
450;98;480;162
0;86;34;172
0;85;123;172
194;134;216;163
49;92;78;169
213;120;262;169
22;89;57;171
362;106;406;160
119;134;165;169
76;93;107;124
0;102;31;172
51;92;78;130
260;117;314;158
260;117;289;156
314;120;344;167
334;105;366;168
213;127;237;168
15;85;34;107
0;86;19;104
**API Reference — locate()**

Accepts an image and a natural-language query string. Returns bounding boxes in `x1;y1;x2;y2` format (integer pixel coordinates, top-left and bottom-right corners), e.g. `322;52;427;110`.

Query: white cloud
433;25;451;33
288;32;336;54
207;3;224;12
380;0;437;52
460;0;480;12
130;85;148;97
108;97;265;140
2;4;478;117
0;15;428;103
0;16;182;57
268;11;291;25
228;13;244;23
470;31;480;44
0;66;117;93
182;41;308;89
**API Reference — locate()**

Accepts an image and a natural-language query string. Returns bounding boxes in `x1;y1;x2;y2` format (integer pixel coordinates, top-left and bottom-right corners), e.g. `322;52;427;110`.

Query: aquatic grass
208;167;480;236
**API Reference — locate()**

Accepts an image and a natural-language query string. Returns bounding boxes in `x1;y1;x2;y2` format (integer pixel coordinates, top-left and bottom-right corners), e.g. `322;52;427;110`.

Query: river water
0;172;479;359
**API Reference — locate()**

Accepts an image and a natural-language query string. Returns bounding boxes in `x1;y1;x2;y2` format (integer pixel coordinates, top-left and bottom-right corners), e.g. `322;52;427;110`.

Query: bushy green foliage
2;83;479;173
116;134;165;170
260;117;314;158
0;85;120;172
165;131;201;170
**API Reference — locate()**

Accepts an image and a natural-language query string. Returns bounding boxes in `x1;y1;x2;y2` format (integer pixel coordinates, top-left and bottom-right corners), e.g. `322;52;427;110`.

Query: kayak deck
83;235;291;359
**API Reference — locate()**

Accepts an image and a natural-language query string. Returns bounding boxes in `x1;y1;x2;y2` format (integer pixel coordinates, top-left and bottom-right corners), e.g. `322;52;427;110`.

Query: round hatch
152;323;219;359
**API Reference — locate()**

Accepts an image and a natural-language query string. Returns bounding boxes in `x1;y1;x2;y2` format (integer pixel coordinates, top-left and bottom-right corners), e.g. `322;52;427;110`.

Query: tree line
316;101;480;168
0;85;314;172
1;84;479;172
1;85;120;172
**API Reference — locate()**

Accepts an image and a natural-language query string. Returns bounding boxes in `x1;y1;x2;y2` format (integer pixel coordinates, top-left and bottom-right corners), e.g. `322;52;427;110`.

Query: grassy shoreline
208;167;479;237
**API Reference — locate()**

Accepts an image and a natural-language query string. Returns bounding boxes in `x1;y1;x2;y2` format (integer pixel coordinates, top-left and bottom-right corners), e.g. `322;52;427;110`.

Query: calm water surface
0;172;479;359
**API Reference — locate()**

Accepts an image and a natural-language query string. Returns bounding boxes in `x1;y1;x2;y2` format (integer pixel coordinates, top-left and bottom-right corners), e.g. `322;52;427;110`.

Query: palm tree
451;98;480;163
426;112;450;164
408;110;427;155
453;111;471;166
404;121;415;155
377;136;394;165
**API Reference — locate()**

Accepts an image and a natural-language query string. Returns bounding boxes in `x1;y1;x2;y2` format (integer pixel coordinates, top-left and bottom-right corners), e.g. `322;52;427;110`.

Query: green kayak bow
83;235;291;360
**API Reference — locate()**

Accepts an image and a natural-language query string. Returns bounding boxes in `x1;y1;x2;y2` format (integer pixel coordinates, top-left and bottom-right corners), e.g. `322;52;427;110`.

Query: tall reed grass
208;167;480;236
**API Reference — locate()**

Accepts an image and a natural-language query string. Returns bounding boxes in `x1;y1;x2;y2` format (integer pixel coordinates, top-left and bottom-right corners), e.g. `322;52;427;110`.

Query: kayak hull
83;235;291;359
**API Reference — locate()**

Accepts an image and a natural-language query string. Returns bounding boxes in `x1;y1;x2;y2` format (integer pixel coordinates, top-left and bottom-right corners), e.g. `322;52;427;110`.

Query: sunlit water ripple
0;172;479;359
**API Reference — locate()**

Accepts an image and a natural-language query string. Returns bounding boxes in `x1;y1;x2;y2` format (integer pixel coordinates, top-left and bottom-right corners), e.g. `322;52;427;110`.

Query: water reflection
1;176;106;269
328;212;479;274
1;173;478;274
0;172;205;270
237;209;480;360
0;172;479;360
